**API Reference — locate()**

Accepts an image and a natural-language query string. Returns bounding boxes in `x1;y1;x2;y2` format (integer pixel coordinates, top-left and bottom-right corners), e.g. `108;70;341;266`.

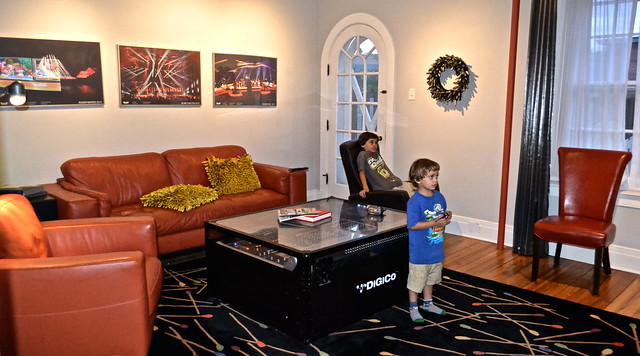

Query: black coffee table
204;197;408;341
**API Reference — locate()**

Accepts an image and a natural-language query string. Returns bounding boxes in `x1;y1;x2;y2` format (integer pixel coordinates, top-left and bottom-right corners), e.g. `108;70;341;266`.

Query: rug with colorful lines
148;258;640;356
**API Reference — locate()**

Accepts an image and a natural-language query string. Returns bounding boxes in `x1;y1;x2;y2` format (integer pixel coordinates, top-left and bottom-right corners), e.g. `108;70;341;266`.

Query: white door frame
319;13;396;198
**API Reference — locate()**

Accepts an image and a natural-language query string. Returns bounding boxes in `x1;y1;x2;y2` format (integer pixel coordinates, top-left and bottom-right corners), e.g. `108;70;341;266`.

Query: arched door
320;14;395;199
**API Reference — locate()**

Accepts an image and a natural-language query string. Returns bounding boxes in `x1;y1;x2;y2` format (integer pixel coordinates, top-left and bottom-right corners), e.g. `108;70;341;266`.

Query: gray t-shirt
356;150;402;190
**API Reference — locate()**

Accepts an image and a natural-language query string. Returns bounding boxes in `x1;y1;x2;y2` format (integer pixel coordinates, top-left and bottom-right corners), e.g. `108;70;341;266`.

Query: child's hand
435;211;452;226
359;188;369;198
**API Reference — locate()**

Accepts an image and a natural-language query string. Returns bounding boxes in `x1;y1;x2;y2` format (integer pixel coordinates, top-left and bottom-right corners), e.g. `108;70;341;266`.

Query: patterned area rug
149;258;640;355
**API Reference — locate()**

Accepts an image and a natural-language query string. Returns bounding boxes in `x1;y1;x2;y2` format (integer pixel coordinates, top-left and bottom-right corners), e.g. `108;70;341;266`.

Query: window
335;35;380;185
552;0;638;189
625;4;640;152
624;1;640;189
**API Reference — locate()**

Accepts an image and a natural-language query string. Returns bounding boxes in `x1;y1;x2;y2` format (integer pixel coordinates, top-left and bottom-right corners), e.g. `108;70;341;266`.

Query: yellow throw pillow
202;154;261;195
140;184;219;212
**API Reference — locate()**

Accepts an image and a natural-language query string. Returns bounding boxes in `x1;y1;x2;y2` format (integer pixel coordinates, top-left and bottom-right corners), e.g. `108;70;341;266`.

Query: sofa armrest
288;168;307;204
253;163;307;204
0;252;151;356
46;180;112;218
43;182;100;219
43;216;158;258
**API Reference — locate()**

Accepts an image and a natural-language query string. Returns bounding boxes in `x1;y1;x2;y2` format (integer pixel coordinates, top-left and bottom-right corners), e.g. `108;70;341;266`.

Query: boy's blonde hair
408;158;440;188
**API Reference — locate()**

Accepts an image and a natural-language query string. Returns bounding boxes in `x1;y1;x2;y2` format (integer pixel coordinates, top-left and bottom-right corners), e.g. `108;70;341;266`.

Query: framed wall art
0;37;104;106
213;53;276;107
119;45;201;106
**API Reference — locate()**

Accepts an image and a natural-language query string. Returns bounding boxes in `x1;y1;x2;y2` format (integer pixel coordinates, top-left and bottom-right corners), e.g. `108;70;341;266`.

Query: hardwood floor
443;233;640;320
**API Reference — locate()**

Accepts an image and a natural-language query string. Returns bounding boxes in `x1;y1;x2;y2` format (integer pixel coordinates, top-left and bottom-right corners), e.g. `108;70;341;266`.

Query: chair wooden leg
554;243;563;265
531;235;540;282
593;247;603;296
603;247;612;275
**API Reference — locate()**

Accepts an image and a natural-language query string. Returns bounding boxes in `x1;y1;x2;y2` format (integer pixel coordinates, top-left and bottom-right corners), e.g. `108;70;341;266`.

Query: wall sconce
1;81;26;106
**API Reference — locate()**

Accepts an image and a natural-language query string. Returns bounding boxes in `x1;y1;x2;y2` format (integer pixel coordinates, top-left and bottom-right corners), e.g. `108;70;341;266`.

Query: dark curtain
512;0;557;256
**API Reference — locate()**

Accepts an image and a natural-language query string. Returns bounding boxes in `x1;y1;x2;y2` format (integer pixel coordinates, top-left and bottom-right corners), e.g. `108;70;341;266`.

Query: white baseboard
447;216;640;275
308;192;640;275
307;189;324;201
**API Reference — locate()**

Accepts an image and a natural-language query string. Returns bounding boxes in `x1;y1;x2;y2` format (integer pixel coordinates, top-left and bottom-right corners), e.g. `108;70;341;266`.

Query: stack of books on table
277;207;332;225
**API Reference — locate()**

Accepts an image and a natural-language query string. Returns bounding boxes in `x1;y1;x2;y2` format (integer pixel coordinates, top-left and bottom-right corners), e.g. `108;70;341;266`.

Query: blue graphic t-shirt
407;190;447;264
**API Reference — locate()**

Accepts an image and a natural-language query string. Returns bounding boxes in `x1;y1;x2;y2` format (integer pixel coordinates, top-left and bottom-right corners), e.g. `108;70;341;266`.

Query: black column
512;0;557;256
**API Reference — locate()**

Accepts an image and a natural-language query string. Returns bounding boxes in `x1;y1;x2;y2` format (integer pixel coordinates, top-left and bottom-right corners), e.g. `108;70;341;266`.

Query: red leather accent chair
531;147;632;296
0;194;163;356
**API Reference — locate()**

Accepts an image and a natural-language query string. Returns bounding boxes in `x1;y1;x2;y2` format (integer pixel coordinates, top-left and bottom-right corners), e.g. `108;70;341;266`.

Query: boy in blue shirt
406;158;451;323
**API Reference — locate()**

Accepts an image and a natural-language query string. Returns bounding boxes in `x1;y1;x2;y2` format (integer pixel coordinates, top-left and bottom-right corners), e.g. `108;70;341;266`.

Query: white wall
317;0;516;223
0;0;321;189
316;0;518;227
315;0;640;274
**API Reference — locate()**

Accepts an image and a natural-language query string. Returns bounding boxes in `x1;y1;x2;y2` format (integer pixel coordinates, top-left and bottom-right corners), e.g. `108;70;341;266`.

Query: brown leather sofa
0;194;162;356
43;145;307;255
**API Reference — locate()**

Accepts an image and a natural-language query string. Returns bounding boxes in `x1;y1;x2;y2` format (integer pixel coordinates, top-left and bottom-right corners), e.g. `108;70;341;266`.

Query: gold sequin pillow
140;184;219;212
202;154;261;195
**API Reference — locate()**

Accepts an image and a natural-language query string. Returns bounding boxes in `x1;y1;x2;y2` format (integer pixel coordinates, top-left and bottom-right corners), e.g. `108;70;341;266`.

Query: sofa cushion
0;194;48;259
114;189;290;236
140;184;219;212
163;146;248;186
203;154;261;195
60;152;172;207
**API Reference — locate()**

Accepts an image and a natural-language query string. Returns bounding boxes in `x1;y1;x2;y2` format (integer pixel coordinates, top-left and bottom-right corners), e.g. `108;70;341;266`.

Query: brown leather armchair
0;194;163;356
531;147;632;296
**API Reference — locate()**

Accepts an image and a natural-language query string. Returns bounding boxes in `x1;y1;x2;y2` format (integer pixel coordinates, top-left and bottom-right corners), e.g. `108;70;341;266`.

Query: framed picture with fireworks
213;53;276;107
118;45;201;106
0;37;104;107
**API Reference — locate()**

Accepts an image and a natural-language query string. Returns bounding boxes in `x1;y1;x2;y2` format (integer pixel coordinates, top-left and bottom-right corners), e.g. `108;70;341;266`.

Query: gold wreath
426;55;470;103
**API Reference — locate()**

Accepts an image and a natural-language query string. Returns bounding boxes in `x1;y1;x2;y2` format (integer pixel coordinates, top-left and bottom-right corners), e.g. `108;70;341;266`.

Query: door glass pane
343;37;358;56
366;104;378;131
352;56;364;73
366;74;378;102
337;131;351;151
351;75;364;101
366;49;379;72
353;104;364;130
336;160;347;184
337;104;350;130
338;51;350;74
337;75;349;101
337;104;361;131
359;37;374;56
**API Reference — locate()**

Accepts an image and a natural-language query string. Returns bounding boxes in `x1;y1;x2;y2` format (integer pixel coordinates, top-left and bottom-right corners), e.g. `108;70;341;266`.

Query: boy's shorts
407;262;443;293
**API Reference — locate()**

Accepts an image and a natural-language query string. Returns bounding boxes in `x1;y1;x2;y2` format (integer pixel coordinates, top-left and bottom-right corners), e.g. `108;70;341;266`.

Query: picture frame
0;37;104;107
213;53;276;107
118;45;201;106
